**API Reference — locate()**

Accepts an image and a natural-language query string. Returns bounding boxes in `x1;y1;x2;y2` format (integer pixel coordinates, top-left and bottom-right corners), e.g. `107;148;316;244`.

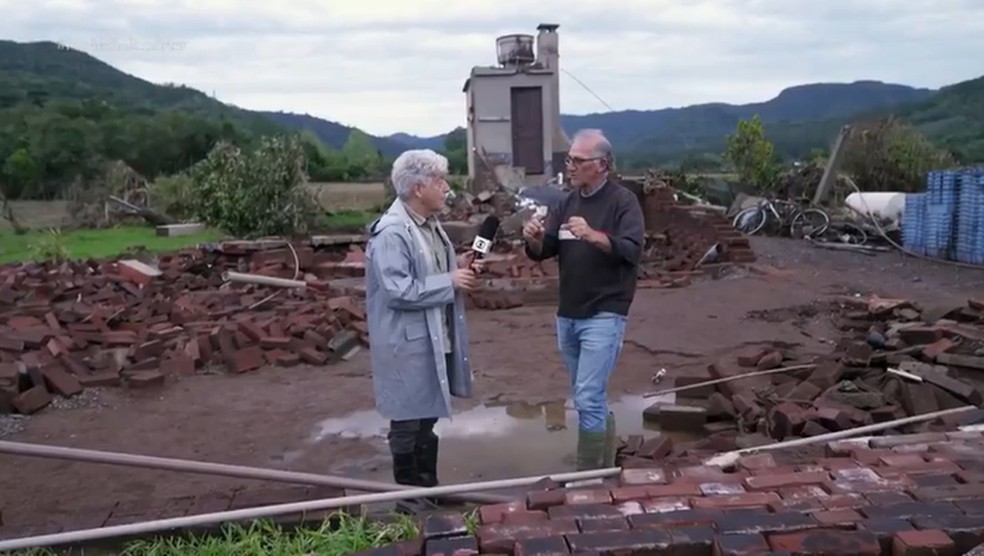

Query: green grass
13;513;420;556
0;226;225;265
318;210;380;233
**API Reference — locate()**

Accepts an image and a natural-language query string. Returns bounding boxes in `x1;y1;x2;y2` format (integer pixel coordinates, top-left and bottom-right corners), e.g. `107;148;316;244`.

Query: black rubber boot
416;434;439;487
391;452;437;515
416;433;448;506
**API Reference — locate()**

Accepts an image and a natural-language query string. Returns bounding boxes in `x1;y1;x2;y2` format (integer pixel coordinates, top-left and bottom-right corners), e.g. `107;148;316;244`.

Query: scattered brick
424;535;478;556
421;512;468;539
477;520;578;553
813;509;864;529
0;241;372;414
892;529;956;556
744;470;829;491
513;536;569;556
768;529;881;555
565;529;672;554
564;489;612;506
713;532;771;555
619;468;667;486
691;492;780;510
479;501;526;525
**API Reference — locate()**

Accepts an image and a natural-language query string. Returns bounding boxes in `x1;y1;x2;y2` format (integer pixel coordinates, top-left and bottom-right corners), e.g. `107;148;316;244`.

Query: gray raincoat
364;199;474;421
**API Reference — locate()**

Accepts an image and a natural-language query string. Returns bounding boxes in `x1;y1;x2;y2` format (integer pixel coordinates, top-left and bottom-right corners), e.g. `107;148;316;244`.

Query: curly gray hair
390;149;449;200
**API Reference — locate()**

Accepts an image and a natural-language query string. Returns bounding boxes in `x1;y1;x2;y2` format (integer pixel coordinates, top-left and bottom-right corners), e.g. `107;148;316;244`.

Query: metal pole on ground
703;405;977;467
0;440;510;504
0;467;622;552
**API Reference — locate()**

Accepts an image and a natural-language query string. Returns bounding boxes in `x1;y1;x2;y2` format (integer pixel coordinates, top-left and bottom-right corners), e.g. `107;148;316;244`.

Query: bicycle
732;197;831;239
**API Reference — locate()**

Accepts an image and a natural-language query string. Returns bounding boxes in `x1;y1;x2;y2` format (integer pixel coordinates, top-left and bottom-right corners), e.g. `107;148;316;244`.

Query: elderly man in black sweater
523;129;646;470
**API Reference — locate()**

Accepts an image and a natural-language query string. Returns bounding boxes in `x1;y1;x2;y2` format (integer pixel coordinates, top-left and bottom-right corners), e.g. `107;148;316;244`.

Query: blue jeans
556;312;627;433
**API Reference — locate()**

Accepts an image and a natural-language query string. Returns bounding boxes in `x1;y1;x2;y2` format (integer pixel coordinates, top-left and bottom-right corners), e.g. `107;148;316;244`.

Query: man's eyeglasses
565;155;603;166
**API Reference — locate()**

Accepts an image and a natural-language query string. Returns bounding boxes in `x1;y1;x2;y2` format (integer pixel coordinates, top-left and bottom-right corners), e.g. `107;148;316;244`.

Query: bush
189;135;318;238
844;117;956;192
149;173;195;221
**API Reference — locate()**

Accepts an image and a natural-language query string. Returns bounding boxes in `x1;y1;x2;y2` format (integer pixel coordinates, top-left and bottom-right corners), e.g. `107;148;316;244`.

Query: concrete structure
463;23;570;188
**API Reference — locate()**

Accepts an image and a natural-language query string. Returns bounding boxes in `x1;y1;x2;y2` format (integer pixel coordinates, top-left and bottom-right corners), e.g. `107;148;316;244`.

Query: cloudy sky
4;0;983;137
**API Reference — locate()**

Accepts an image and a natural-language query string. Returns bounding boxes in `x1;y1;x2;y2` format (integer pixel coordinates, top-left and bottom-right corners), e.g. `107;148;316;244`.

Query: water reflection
309;394;681;443
307;393;698;483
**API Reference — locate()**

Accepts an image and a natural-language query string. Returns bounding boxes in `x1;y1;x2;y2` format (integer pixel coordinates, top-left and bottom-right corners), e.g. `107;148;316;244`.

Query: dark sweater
525;179;646;319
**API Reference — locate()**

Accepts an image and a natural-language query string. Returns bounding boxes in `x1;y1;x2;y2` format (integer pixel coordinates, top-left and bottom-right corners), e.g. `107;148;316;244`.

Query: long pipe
0;440;509;504
643;364;817;398
222;270;307;289
703;405;977;467
0;467;621;552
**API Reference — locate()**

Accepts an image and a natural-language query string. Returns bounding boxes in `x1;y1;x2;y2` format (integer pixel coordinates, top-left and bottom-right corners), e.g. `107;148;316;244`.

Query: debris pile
364;430;984;556
636;296;984;461
0;240;368;416
636;175;756;270
746;296;984;440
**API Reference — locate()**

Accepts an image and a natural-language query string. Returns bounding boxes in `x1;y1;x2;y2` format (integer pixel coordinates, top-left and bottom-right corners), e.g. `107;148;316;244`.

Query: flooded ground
303;393;688;486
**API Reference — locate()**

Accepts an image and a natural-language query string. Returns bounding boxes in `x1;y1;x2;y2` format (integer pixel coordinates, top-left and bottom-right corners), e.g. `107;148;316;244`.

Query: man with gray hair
523;129;645;470
365;149;481;512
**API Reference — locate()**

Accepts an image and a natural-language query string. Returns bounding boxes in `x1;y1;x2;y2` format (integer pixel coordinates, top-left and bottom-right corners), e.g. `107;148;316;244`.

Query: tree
342;129;384;178
189;136;316;237
723;115;781;192
442;127;467;175
843;117;955;192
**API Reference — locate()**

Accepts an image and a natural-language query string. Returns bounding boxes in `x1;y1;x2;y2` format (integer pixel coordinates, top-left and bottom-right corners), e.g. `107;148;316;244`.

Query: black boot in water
416;434;450;506
391;451;438;515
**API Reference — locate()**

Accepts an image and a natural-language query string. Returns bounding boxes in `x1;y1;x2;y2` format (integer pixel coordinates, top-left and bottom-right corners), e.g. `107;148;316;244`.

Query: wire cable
560;68;615;112
844;175;983;270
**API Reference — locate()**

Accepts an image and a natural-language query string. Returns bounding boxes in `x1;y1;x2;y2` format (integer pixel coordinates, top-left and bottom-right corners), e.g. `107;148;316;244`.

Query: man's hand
567;216;611;251
457;251;485;273
566;216;594;240
451;268;478;291
522;217;545;244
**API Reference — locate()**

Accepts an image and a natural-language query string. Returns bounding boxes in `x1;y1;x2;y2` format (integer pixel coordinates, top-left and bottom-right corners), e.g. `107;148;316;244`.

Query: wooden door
510;86;545;175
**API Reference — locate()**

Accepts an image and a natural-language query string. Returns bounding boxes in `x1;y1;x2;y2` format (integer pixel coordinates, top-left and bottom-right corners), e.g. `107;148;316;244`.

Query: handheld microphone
469;215;500;266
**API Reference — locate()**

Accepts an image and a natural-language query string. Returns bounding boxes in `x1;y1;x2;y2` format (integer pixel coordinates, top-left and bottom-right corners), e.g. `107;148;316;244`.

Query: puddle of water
306;393;699;485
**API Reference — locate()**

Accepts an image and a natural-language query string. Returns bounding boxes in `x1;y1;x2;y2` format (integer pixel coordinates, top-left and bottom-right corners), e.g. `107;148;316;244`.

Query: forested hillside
1;38;981;202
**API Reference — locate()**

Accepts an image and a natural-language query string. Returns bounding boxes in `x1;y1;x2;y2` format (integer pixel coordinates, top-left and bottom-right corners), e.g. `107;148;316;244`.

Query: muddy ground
1;237;982;536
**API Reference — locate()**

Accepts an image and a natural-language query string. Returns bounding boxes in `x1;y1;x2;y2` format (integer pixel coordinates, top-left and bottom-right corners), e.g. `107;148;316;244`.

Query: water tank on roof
496;34;536;66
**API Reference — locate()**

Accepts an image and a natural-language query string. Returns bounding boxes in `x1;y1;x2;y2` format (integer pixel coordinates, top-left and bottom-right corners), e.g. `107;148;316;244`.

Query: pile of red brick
641;296;984;449
466;250;559;311
0;241;368;416
640;185;756;271
358;430;984;555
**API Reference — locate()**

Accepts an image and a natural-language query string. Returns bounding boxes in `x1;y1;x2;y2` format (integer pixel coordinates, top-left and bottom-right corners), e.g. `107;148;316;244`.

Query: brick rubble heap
0;241;368;416
635;296;984;454
359;430;984;555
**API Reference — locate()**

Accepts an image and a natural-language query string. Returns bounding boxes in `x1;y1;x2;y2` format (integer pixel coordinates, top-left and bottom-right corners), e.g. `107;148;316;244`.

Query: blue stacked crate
902;192;927;255
923;170;959;260
955;167;984;265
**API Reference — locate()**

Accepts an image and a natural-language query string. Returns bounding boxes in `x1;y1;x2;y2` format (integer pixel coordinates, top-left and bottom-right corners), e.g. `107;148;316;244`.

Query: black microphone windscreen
477;215;500;239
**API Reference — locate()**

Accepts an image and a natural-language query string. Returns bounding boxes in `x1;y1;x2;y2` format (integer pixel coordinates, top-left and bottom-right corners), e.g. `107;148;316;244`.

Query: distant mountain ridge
272;80;937;157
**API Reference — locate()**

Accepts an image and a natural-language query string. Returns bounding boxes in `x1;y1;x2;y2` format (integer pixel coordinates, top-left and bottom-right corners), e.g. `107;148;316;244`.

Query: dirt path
1;237;981;537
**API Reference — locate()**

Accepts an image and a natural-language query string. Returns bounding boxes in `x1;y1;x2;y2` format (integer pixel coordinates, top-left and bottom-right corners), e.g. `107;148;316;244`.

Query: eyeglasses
565;155;604;166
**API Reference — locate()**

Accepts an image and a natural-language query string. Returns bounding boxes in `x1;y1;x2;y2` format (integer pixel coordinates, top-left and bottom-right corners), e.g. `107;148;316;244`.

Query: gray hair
390;149;449;200
572;128;615;169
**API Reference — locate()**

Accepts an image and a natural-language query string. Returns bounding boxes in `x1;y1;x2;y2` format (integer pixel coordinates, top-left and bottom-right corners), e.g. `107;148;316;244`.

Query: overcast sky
4;0;983;137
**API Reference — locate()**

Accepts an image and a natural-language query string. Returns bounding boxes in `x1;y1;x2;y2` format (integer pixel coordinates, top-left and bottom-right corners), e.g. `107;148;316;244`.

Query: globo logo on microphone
471;236;492;254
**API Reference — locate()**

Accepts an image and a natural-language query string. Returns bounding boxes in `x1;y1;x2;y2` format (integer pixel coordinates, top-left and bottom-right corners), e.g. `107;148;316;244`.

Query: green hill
1;37;981;202
0;40;394;199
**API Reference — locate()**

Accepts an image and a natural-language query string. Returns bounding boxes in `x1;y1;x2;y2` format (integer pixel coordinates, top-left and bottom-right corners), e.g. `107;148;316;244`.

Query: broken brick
892;529;956;556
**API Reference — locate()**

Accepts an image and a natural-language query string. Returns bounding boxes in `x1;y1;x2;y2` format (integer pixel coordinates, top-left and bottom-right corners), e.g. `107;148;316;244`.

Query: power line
560;68;616;112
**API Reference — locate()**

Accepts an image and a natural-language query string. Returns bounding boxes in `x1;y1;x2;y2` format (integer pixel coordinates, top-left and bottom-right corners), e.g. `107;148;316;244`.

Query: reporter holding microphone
523;129;645;471
365;149;482;514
